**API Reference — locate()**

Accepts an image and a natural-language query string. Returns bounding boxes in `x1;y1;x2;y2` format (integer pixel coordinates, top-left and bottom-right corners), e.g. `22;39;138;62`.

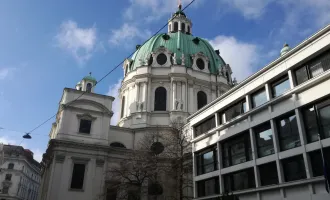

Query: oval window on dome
157;53;167;65
196;58;205;70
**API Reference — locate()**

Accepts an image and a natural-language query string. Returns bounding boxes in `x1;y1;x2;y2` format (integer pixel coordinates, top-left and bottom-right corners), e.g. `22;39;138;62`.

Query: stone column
173;81;177;110
182;82;186;112
188;81;194;113
135;82;140;109
142;82;147;111
126;87;130;116
147;78;151;112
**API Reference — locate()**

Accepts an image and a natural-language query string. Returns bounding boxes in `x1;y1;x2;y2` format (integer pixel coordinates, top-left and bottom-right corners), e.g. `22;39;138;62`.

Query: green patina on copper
130;32;226;75
83;74;97;83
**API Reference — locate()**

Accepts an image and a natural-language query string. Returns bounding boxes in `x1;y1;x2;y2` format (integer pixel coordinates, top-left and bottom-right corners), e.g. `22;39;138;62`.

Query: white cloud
107;79;122;125
218;0;274;19
209;35;258;81
56;20;97;65
0;68;16;80
108;23;151;48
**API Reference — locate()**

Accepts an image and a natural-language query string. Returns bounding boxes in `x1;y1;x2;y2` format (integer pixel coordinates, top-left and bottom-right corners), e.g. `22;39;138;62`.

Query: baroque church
38;5;235;200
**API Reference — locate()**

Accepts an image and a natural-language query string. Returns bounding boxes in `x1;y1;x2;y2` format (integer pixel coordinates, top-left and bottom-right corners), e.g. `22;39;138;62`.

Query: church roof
130;32;226;74
83;75;97;83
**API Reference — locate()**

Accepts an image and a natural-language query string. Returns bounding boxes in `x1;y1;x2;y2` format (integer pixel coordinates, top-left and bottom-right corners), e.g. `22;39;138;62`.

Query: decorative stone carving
232;78;237;85
181;53;185;65
172;53;177;65
139;58;146;66
136;101;144;112
76;113;97;121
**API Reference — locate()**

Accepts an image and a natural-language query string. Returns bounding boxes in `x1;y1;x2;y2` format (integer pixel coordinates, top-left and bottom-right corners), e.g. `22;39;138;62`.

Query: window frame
5;174;12;181
258;162;279;186
251;87;267;108
222;131;252;168
282;155;307;182
276;112;301;151
194;116;216;138
196;176;220;197
223;168;255;192
69;158;89;191
223;99;247;122
271;75;291;98
154;87;167;111
196;146;218;175
254;122;274;158
8;163;14;169
156;53;167;65
79;119;92;134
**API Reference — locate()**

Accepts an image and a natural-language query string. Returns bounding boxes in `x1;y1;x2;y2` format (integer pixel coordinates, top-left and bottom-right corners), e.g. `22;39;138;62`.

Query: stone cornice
64;88;115;101
62;104;113;117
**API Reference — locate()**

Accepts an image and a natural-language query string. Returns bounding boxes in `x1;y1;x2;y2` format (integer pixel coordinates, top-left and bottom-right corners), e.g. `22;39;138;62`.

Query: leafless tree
105;118;193;200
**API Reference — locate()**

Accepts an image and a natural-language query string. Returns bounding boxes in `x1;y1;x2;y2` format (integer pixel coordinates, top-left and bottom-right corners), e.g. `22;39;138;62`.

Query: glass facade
294;49;330;85
303;98;330;143
224;99;247;122
276;113;301;151
224;168;255;192
272;76;291;97
309;147;330;177
282;155;306;182
197;177;219;197
251;88;267;108
222;131;252;168
259;162;278;186
194;116;216;137
254;122;274;157
196;146;218;175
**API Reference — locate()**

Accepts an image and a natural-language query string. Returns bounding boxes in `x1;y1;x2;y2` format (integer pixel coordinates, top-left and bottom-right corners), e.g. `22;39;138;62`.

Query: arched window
174;22;178;32
121;96;125;118
187;26;190;34
110;142;126;148
181;23;185;33
8;163;14;169
197;91;207;110
86;83;92;93
154;87;167;111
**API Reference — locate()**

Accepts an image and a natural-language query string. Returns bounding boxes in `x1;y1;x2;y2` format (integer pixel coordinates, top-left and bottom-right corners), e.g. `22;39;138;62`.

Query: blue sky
0;0;329;161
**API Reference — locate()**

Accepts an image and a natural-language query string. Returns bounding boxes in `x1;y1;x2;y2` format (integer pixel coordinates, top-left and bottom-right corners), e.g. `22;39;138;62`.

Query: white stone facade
0;145;41;200
186;24;330;200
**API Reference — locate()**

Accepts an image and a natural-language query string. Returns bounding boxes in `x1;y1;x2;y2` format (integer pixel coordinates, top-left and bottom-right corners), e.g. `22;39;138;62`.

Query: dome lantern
76;72;97;93
168;2;192;35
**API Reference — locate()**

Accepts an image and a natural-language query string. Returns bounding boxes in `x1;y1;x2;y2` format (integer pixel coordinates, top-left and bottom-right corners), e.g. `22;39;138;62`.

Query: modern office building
186;24;330;200
0;144;41;200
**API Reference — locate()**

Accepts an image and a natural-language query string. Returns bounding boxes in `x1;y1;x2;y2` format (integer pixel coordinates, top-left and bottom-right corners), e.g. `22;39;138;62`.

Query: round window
196;58;205;70
157;53;167;65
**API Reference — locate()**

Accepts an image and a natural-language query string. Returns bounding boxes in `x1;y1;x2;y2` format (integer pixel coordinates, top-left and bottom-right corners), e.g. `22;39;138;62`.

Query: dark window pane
181;23;185;33
154;87;167;111
319;102;330;139
79;119;92;134
282;155;306;182
272;77;291;97
157;53;167;65
187;26;190;34
295;66;309;85
86;83;92;93
224;99;246;122
5;174;12;181
70;164;86;189
254;122;274;157
259;162;278;186
196;146;218;175
309;147;330;177
252;88;267;108
2;186;9;194
197;91;207;110
224;168;255;192
121;96;125;118
194;116;216;137
197;177;219;197
8;163;14;169
222;131;252;168
303;105;319;143
173;22;178;32
277;113;301;151
196;58;205;70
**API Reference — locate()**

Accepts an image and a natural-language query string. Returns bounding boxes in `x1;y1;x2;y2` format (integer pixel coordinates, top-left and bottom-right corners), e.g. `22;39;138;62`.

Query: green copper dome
130;32;226;74
83;73;97;83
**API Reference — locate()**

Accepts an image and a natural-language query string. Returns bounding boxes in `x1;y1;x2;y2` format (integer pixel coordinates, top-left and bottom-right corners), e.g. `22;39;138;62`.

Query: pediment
63;99;112;115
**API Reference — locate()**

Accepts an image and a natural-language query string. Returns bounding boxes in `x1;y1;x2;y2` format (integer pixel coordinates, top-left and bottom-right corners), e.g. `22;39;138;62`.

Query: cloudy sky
0;0;329;162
